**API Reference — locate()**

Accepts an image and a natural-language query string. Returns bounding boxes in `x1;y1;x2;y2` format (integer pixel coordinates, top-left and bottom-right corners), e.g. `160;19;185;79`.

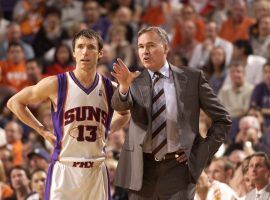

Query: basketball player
7;29;130;200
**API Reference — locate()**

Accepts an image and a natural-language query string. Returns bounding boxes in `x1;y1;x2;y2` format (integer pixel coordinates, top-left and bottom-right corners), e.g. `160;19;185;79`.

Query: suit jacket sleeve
198;70;232;160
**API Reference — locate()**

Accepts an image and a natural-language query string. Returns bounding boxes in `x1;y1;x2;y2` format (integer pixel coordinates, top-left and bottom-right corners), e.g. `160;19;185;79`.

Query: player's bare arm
110;80;130;133
7;76;58;146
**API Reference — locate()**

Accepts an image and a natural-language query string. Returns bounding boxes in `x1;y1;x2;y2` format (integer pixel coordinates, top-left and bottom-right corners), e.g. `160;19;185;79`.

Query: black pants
128;154;196;200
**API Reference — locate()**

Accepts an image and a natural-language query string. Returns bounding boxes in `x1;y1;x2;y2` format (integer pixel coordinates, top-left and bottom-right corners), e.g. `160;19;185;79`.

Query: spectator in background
44;43;74;76
0;147;13;178
12;0;45;43
209;0;228;29
172;19;198;62
195;170;238;200
218;62;254;120
0;7;10;42
113;6;137;44
107;24;135;69
230;155;254;198
48;0;83;30
250;63;270;131
82;0;111;40
27;148;50;173
203;46;227;95
245;152;270;200
251;15;270;61
4;121;24;166
189;21;233;69
32;6;69;62
171;3;205;48
19;58;44;90
249;0;270;41
0;42;27;92
0;160;13;199
207;157;235;186
6;166;31;200
26;169;47;200
223;39;266;86
219;0;255;42
0;22;35;60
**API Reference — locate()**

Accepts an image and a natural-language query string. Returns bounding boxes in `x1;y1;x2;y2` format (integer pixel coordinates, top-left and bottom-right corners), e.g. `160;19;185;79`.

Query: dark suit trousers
128;154;196;200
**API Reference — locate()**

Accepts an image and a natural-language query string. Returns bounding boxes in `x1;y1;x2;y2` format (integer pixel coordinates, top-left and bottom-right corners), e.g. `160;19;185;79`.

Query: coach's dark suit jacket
111;64;232;191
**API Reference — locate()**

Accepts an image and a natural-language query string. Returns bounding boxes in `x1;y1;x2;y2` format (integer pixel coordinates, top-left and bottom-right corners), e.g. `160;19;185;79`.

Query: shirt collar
148;61;170;79
256;184;268;195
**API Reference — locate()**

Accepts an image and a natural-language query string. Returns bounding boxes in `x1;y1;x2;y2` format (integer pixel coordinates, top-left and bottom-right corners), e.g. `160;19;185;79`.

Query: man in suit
245;152;270;200
111;26;232;200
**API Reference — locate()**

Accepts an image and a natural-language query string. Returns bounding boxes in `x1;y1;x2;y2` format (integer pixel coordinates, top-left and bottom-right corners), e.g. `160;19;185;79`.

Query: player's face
73;36;103;71
137;31;168;72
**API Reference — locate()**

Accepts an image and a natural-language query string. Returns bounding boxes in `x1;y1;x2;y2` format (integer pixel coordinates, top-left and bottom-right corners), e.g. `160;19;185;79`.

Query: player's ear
98;49;103;59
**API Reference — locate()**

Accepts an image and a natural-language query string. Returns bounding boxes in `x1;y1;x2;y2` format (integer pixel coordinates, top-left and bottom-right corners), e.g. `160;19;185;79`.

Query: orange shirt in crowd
219;17;255;42
171;19;205;48
141;1;171;26
45;63;75;76
1;183;14;199
10;140;23;166
0;60;27;91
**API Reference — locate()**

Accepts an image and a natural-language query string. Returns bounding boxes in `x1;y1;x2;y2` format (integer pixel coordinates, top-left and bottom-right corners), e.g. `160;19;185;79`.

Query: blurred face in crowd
29;155;49;171
263;64;270;87
10;168;30;190
5;121;22;144
231;0;246;19
56;45;71;65
181;20;196;40
230;65;245;88
211;47;225;68
7;24;21;42
137;30;168;72
243;173;254;192
259;16;270;37
7;45;25;64
115;7;132;25
31;170;46;196
26;61;42;82
208;160;227;183
181;5;195;21
248;156;270;186
44;14;61;33
83;1;100;23
205;22;218;40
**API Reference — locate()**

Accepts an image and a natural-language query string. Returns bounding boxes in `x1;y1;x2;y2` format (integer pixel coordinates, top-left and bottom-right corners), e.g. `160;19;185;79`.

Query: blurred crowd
1;0;270;199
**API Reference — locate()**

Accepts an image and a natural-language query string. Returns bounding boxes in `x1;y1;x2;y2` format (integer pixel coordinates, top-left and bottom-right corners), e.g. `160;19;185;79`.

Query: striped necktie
151;72;167;160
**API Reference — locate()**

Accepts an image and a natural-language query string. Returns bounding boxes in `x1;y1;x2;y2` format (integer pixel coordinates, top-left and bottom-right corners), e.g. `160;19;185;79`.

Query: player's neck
73;68;97;88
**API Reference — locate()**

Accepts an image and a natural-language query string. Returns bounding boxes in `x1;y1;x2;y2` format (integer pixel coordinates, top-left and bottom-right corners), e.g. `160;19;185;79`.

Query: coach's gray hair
137;26;169;45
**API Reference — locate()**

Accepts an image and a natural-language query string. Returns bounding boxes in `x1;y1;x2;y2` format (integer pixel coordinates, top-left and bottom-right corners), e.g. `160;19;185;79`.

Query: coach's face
137;31;168;72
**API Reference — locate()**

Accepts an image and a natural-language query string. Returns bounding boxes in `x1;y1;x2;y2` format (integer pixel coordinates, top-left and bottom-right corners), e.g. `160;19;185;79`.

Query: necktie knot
153;72;162;85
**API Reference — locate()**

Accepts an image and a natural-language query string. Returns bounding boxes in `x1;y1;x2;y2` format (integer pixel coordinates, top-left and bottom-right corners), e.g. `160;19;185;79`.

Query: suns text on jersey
64;106;108;126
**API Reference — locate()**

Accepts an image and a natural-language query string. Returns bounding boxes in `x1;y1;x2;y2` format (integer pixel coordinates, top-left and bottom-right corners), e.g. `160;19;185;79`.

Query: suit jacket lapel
170;65;187;124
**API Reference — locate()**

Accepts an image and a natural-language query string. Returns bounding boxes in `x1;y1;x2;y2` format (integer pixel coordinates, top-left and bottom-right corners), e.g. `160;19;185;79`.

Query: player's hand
111;58;140;94
41;130;56;146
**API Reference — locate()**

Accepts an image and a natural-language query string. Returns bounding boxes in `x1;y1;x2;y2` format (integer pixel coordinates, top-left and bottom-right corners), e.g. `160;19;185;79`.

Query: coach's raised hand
111;58;140;94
